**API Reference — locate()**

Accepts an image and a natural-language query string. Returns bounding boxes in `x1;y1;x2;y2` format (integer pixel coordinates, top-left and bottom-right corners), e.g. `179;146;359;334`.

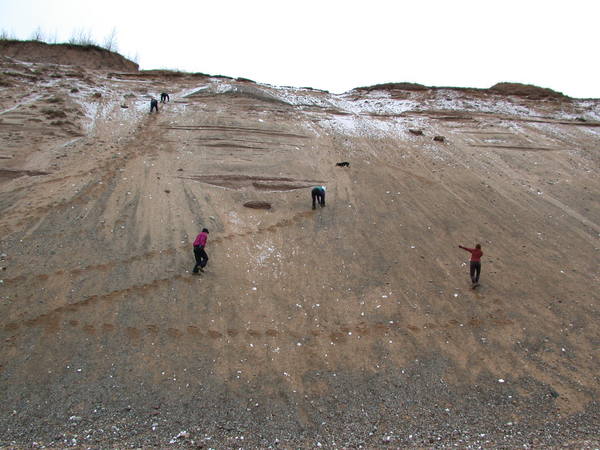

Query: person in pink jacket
192;228;209;273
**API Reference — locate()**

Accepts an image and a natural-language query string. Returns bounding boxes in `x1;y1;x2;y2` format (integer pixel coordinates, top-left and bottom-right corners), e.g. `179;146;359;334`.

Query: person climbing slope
150;98;159;113
311;186;326;210
192;228;209;274
458;243;483;287
160;92;170;103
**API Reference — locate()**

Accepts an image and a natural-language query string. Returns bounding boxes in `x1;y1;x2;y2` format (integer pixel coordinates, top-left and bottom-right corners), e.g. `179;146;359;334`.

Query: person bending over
150;98;159;113
311;186;326;210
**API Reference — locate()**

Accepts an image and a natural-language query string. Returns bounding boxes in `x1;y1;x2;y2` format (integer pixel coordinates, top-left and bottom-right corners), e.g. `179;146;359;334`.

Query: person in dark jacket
160;92;170;103
459;243;483;287
311;186;326;210
150;98;159;113
192;228;209;273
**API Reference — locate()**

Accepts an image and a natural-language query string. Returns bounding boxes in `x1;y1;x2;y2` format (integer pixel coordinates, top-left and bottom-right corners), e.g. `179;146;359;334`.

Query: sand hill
0;45;598;447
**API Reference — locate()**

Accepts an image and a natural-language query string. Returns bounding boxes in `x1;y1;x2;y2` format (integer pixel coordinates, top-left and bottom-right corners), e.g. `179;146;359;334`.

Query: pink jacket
193;232;208;247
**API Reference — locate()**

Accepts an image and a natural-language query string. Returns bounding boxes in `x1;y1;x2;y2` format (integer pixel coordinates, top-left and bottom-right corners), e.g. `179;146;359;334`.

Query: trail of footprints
3;312;514;346
2;210;314;287
2;209;317;333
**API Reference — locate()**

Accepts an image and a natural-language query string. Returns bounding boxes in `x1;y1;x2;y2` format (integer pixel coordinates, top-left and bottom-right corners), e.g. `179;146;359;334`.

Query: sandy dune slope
0;52;599;447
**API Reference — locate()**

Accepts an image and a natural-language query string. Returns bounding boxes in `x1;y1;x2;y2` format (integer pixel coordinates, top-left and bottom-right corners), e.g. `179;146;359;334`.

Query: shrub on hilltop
489;82;567;99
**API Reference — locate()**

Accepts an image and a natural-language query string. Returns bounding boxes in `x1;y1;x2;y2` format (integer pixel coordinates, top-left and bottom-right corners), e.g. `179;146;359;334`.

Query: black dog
336;162;350;167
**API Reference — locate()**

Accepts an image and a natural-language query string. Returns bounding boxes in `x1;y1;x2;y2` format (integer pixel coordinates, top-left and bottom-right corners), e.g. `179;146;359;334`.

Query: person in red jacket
192;228;209;273
459;243;483;287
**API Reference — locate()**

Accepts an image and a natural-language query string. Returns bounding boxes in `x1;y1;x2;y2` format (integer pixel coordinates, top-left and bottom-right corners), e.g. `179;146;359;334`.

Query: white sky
1;0;599;97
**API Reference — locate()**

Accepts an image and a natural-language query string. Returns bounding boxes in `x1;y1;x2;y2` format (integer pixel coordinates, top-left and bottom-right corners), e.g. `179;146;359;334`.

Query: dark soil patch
244;201;272;210
0;168;50;181
41;108;67;119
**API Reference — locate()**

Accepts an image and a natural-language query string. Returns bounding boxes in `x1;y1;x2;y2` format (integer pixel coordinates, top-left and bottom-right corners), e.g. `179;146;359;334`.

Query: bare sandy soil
0;50;599;447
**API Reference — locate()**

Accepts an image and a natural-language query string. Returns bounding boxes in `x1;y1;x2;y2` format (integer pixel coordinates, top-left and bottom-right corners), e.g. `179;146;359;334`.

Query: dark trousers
150;101;158;113
312;190;325;209
470;261;481;283
193;245;208;273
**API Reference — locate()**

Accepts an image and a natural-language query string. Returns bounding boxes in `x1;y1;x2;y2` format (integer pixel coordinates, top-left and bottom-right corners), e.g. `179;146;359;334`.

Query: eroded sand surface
1;56;599;447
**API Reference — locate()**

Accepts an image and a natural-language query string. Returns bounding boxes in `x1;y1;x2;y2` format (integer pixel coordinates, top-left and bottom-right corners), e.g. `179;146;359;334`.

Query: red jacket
460;246;482;262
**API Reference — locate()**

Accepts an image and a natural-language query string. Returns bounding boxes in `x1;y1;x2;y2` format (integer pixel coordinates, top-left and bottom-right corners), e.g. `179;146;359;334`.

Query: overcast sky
1;0;599;97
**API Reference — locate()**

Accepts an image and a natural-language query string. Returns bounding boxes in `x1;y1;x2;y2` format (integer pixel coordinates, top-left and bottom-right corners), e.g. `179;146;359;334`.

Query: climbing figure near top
311;186;326;210
459;243;483;288
150;98;159;113
192;228;209;274
160;92;170;103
